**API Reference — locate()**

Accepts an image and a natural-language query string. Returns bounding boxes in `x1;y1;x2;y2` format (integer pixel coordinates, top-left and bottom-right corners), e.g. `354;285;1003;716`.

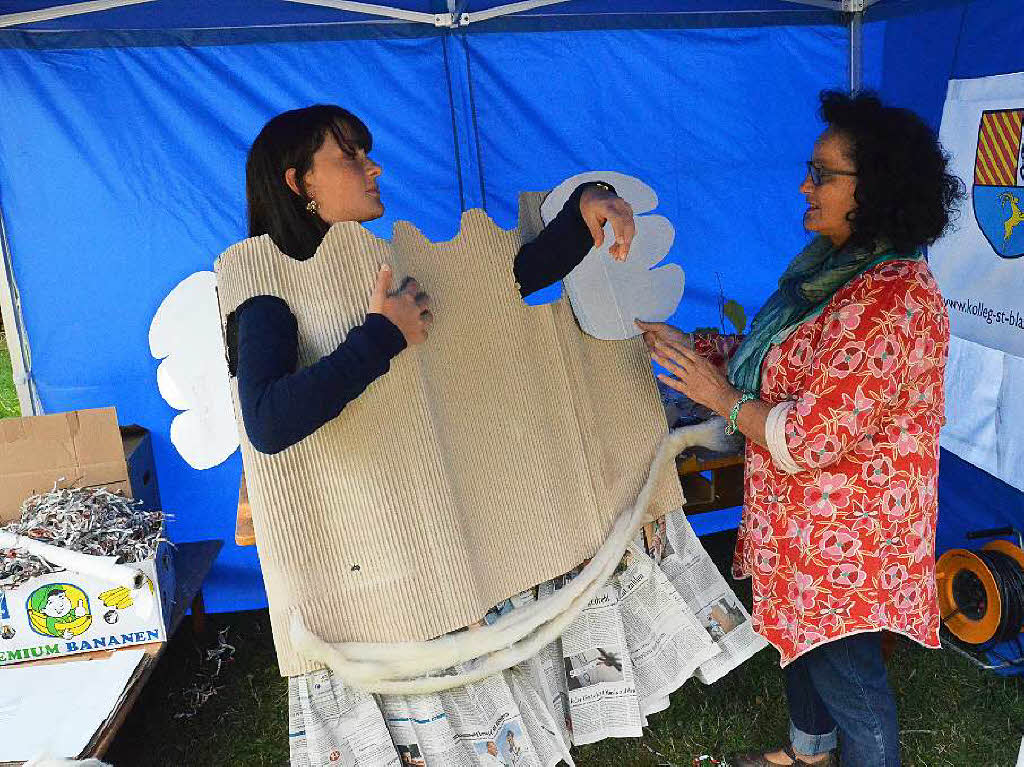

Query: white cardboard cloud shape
541;171;684;340
149;271;238;470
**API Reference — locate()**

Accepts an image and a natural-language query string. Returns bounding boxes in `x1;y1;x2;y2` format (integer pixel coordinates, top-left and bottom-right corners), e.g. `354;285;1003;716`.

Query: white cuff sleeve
766;400;801;475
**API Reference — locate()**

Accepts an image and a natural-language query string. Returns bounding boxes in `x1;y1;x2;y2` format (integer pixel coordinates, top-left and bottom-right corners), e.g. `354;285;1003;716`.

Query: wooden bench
675;450;745;515
236;473;255;547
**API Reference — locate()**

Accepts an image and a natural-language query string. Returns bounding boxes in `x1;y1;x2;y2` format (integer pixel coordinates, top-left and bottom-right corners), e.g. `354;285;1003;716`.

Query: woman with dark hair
227;105;430;457
227;104;693;766
229;104;633;455
640;91;963;766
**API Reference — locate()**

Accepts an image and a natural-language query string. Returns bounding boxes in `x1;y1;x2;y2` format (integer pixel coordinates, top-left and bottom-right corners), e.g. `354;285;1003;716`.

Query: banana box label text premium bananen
0;542;174;665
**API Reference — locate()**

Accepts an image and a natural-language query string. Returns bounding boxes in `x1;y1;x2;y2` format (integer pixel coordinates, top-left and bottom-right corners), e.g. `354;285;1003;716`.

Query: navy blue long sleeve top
230;181;606;454
230;300;406;454
513;182;604;297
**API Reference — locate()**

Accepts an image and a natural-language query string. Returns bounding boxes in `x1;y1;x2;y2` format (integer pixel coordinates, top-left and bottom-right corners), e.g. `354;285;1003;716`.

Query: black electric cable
970;549;1024;648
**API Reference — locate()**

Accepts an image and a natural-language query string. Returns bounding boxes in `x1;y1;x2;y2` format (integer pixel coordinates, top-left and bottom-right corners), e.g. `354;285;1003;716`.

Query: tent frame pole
783;0;883;94
784;1;873;93
456;0;571;25
282;1;444;26
0;206;39;416
0;0;154;29
849;8;863;92
779;0;843;10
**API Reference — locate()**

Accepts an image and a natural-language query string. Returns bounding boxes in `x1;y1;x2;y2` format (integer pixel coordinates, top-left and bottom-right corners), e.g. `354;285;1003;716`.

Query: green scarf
727;236;921;396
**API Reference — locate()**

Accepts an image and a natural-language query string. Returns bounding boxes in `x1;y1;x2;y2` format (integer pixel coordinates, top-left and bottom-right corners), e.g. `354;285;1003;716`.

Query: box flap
0;408;130;525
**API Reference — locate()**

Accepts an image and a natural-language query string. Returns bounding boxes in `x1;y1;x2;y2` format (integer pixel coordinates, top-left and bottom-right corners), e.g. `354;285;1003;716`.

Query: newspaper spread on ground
289;670;401;767
286;510;768;765
656;513;769;683
615;541;721;715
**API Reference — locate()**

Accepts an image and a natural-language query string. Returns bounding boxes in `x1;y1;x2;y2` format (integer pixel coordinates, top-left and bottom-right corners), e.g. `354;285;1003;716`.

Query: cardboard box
0;408;173;666
0;543;173;666
0;408;130;525
120;424;161;513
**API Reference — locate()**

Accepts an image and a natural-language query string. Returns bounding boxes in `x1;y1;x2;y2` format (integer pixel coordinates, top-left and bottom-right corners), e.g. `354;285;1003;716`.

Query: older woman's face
800;130;857;247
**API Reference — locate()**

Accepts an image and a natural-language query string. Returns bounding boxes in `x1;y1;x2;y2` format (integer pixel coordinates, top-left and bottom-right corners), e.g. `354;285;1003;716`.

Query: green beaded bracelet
725;391;757;435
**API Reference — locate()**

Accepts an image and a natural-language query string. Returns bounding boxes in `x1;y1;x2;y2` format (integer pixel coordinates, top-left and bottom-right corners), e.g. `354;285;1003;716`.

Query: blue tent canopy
0;0;1020;628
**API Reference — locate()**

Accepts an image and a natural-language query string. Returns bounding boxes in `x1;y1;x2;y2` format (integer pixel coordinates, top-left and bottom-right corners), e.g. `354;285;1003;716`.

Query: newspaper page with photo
288;670;402;767
379;691;470;767
614;541;720;715
504;661;576;767
656;513;769;683
558;578;644;746
439;669;546;767
376;585;570;767
529;620;575;747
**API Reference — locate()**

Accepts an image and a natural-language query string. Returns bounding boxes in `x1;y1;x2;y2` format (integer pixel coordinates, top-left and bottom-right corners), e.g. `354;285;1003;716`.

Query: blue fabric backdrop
0;33;464;612
871;0;1024;672
0;2;1020;628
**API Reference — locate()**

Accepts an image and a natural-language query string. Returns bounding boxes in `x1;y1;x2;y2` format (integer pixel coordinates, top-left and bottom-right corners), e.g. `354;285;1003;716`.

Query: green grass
104;531;1024;766
0;331;20;418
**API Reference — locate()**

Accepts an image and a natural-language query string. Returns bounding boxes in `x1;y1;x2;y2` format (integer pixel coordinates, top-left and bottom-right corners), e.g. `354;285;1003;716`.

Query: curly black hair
819;90;965;254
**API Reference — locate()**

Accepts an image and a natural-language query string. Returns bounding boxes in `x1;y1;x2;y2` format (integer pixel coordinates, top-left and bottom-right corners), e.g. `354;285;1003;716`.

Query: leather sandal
726;744;836;767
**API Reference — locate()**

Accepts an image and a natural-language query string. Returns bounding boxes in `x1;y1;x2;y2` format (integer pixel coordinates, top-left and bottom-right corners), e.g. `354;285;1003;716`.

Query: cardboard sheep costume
215;193;685;678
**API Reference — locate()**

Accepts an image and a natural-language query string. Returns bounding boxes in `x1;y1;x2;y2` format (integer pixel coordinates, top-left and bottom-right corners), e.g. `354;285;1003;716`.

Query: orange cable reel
937;538;1024;646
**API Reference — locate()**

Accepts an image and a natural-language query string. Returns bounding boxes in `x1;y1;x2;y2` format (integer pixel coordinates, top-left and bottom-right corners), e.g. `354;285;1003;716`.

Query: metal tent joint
844;0;886;11
285;0;569;28
437;12;470;28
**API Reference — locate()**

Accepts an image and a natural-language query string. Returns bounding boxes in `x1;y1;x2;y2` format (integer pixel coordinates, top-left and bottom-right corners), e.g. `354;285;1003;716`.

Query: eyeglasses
806;161;857;186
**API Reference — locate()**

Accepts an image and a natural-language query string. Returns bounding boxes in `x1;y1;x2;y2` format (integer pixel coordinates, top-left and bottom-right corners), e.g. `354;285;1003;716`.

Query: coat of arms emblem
973;108;1024;258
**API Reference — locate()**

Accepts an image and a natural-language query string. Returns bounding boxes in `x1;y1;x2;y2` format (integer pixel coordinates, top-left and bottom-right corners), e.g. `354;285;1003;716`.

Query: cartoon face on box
26;583;93;640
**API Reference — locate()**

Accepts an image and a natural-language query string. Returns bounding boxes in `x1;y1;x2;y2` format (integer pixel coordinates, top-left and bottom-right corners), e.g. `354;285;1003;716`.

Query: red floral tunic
730;260;949;665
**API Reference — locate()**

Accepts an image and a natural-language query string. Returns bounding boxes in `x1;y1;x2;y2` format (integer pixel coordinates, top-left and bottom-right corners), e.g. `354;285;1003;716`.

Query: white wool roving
291;418;729;693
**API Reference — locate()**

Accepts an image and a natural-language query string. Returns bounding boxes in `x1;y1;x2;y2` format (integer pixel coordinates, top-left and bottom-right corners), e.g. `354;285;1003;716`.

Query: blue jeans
784;632;900;767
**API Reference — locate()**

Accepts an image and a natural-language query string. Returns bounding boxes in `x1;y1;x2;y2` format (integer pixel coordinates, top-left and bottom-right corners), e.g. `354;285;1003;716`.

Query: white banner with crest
932;72;1024;491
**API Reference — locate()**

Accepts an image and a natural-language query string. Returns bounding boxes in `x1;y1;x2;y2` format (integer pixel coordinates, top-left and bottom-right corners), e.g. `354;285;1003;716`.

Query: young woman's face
800;130;858;247
302;132;384;224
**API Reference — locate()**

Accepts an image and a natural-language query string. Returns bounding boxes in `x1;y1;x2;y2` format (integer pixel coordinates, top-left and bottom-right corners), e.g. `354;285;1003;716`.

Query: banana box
0;540;175;666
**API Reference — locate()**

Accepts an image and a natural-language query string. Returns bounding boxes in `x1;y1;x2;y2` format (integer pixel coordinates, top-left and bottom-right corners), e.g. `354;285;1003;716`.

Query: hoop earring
306;199;318;214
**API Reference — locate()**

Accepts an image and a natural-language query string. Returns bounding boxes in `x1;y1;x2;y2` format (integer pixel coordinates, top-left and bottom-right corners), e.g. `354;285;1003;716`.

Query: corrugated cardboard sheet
216;194;684;675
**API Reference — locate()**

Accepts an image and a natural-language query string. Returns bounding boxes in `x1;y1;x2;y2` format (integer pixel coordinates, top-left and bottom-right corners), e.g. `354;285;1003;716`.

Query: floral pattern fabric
693;333;744;375
731;260;949;665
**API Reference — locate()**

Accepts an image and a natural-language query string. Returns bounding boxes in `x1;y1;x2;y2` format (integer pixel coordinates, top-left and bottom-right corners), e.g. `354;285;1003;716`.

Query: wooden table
676;449;745;515
85;539;223;759
0;540;223;765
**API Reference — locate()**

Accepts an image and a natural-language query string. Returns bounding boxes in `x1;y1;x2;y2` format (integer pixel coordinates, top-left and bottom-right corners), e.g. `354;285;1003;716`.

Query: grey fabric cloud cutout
541;171;685;341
